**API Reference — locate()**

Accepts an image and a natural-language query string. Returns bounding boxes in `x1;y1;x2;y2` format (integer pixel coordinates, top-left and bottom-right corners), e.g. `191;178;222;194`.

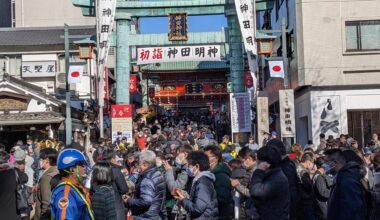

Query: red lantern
244;71;253;88
148;87;155;98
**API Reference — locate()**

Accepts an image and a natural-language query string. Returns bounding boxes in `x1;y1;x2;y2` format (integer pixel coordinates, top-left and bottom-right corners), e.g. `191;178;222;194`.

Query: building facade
259;0;380;147
13;0;95;27
0;26;97;145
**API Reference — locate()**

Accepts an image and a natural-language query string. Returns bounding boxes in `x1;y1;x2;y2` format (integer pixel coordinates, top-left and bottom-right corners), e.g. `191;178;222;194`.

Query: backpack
312;173;333;202
15;169;30;216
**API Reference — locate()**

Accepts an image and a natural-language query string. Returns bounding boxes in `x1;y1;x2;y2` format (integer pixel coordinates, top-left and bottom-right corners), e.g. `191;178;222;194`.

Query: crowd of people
1;112;380;220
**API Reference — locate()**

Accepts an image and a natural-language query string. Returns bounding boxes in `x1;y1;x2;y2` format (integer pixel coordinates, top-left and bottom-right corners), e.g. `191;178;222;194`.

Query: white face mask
156;160;163;167
39;159;44;170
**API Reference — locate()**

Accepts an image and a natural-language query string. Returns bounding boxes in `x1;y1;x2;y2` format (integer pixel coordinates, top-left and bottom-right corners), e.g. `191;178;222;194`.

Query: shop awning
0;112;65;126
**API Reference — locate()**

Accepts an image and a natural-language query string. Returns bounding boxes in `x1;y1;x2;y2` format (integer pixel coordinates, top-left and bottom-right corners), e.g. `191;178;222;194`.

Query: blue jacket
127;166;166;219
50;182;94;220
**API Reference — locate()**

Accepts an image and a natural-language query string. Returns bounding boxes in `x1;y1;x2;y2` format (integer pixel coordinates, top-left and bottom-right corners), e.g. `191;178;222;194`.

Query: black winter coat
127;166;166;219
0;167;22;220
250;167;290;220
279;157;303;220
212;163;234;220
92;164;129;220
327;162;367;220
183;172;219;220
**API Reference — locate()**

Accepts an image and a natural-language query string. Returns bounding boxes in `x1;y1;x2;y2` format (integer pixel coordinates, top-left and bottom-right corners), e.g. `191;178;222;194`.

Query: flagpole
64;24;72;145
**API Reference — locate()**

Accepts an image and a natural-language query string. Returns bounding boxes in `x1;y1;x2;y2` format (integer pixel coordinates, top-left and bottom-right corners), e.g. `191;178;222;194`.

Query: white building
258;0;380;147
0;26;97;145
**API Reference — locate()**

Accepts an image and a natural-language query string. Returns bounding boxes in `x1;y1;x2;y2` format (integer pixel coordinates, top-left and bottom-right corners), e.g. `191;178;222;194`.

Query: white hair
139;150;156;165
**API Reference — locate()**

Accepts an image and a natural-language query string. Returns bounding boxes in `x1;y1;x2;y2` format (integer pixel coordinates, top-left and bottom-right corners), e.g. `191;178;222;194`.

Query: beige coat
34;166;59;220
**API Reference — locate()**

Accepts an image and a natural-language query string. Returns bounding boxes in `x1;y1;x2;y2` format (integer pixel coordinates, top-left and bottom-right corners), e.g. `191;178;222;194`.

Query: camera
164;155;176;166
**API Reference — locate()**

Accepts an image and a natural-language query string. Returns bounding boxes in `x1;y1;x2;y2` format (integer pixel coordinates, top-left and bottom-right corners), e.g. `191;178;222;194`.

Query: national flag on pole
269;61;285;78
68;65;84;84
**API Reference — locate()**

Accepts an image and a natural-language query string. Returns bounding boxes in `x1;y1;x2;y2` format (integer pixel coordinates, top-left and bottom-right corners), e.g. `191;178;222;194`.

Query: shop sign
230;92;252;133
111;104;133;143
279;89;296;138
169;13;188;41
137;45;221;65
0;98;28;110
22;61;56;77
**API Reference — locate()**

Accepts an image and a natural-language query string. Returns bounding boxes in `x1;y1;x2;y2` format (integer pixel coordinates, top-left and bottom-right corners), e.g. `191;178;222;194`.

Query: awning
0;112;65;126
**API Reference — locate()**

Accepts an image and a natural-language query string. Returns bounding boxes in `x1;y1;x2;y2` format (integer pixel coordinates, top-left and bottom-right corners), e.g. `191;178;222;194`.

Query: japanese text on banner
137;45;221;65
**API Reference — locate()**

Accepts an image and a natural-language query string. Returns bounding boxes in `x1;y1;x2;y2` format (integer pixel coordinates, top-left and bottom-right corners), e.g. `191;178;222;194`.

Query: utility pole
64;24;72;146
281;17;289;89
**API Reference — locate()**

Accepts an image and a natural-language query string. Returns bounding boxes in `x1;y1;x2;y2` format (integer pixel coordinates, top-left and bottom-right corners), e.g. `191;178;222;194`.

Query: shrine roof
0;26;96;46
141;61;229;72
0;112;65;126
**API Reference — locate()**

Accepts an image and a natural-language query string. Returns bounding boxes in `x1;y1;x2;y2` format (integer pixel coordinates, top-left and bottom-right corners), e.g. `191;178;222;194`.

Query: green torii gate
71;0;275;104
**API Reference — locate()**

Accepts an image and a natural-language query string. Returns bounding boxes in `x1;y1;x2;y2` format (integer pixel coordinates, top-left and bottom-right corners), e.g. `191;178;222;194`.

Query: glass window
345;20;380;51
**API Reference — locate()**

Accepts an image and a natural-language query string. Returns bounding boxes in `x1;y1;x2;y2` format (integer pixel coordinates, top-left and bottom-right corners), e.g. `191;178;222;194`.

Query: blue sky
139;15;228;34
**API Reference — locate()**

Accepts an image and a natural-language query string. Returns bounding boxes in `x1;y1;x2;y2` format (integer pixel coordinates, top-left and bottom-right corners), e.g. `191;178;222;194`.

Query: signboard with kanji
279;89;296;138
111;104;133;143
129;75;137;93
169;13;188;41
22;61;56;77
230;92;252;133
137;45;221;65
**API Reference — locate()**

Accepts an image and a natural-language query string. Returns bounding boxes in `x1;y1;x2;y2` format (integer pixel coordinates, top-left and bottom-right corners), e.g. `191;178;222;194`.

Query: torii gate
71;0;274;104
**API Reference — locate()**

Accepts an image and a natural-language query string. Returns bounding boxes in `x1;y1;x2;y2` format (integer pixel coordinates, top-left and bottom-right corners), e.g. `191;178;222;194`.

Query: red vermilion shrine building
140;61;230;111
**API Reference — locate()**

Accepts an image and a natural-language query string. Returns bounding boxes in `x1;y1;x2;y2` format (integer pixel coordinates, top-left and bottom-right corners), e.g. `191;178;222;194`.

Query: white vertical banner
279;89;296;138
97;0;116;107
234;0;256;54
234;0;258;99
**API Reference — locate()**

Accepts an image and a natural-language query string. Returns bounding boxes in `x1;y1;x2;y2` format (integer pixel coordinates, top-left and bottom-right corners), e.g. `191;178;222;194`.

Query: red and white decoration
269;61;285;78
68;65;84;84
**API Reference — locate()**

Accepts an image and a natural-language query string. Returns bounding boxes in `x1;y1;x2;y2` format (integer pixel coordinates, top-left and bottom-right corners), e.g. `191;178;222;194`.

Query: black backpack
15;169;30;216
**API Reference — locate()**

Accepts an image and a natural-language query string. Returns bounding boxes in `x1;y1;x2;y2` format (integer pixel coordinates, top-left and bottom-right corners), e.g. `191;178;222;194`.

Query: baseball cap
271;131;278;136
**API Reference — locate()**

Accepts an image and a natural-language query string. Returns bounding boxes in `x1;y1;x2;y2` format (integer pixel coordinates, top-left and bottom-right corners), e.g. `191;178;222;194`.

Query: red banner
244;71;253;88
111;104;132;118
129;75;137;93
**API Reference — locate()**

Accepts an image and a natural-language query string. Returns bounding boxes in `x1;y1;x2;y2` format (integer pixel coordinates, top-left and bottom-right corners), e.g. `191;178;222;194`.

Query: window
345;20;380;51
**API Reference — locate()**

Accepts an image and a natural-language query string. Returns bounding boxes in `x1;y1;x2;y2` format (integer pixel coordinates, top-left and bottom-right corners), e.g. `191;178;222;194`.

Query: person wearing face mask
50;148;94;220
204;145;234;220
173;151;219;219
34;148;59;220
163;145;193;219
92;149;129;220
312;157;333;220
124;150;167;219
324;149;367;220
230;148;257;219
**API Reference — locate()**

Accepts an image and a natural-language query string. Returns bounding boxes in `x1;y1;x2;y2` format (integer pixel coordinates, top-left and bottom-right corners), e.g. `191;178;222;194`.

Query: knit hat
13;147;26;163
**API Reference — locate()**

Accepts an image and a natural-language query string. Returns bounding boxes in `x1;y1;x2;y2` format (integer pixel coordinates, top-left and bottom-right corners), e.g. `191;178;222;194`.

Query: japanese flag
68;65;84;84
269;61;285;78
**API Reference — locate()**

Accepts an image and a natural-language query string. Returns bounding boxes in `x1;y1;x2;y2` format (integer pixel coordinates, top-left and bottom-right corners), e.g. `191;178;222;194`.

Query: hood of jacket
339;161;365;180
212;162;232;177
193;171;216;186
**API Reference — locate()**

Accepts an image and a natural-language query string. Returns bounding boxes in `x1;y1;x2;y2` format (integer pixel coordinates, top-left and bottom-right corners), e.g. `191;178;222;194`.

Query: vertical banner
234;0;258;116
230;93;252;133
97;0;116;107
129;75;137;93
279;90;296;138
234;0;256;54
257;93;269;147
103;67;109;114
111;104;133;144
